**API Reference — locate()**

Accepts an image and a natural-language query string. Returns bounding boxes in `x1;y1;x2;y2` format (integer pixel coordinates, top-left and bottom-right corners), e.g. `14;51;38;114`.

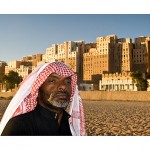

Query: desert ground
1;100;150;136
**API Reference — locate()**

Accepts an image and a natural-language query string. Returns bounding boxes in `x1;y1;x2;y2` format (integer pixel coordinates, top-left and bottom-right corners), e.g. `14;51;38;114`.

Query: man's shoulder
10;110;34;122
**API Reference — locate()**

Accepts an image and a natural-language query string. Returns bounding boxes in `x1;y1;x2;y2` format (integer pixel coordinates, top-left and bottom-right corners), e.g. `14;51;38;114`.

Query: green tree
131;71;148;91
3;71;23;91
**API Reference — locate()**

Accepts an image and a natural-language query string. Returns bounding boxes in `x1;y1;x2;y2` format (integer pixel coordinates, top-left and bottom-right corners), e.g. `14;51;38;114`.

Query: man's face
39;73;72;109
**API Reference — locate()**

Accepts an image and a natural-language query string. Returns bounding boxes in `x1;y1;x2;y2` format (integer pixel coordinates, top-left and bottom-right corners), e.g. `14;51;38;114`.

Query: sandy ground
83;100;150;136
0;100;10;120
1;100;150;136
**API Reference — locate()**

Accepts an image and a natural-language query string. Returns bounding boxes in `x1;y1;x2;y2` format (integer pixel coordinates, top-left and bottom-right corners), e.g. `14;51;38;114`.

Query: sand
1;100;150;136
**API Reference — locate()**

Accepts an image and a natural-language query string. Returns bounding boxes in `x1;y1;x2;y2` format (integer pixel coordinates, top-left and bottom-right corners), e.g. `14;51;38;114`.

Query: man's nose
57;80;67;91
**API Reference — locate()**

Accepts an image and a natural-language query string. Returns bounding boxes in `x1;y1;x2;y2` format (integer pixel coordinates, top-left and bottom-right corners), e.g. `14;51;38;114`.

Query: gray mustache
56;91;70;96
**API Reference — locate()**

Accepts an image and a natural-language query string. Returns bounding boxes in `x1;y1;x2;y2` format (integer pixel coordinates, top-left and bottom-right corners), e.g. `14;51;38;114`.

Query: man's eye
49;80;55;83
67;80;71;85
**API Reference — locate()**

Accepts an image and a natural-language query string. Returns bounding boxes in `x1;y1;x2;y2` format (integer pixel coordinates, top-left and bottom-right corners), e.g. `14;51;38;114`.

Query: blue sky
0;14;150;62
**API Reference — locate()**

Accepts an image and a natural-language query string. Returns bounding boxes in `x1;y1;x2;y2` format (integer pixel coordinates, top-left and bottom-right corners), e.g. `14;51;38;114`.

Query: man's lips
50;91;70;102
56;93;68;100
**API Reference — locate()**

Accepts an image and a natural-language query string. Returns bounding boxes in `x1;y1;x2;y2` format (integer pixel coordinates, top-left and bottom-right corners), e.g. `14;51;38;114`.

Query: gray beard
48;94;69;109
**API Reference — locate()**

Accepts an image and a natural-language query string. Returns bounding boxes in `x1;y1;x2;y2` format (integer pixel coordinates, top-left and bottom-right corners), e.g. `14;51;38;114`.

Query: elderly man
0;62;86;136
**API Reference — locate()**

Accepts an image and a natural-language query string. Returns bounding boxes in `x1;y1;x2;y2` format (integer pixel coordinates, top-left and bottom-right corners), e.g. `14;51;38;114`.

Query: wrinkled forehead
49;73;72;80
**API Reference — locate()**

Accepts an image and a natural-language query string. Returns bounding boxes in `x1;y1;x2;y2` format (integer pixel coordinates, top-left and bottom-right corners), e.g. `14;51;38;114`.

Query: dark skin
37;73;72;125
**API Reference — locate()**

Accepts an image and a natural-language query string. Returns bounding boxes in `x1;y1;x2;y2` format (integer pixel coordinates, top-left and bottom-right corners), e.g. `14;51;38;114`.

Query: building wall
43;40;84;83
83;47;96;80
83;35;134;80
99;72;137;91
79;83;94;91
5;54;42;76
132;36;150;73
96;35;117;74
5;60;21;74
79;91;150;101
2;34;150;87
16;65;32;79
120;42;133;72
146;38;150;74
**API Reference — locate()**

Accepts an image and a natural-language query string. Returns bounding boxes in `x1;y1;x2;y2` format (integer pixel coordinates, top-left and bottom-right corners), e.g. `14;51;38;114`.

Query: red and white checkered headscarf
0;62;86;136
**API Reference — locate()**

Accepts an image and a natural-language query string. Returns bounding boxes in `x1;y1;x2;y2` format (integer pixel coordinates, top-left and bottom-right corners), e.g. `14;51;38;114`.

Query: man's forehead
49;73;72;79
49;73;60;78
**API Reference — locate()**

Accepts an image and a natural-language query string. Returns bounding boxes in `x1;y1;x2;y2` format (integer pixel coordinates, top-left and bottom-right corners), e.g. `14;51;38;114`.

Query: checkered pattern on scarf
13;62;77;116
